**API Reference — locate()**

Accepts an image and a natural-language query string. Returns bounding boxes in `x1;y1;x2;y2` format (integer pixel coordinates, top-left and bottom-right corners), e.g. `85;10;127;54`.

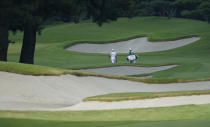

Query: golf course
1;16;210;126
0;17;210;127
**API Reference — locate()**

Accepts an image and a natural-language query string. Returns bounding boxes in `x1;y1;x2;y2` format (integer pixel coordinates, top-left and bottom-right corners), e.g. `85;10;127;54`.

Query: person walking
110;49;117;64
129;48;135;55
127;48;137;63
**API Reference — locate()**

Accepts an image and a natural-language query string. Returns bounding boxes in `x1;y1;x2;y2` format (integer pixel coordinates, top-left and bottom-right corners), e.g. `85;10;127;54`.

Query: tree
150;0;177;19
131;0;177;19
198;1;210;23
18;0;133;64
175;0;203;20
18;0;51;64
85;0;134;26
0;0;27;61
0;1;9;61
175;0;210;22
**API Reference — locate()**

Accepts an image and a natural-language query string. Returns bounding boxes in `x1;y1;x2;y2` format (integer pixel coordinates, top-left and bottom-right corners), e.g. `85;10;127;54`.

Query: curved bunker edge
77;65;178;76
66;37;200;53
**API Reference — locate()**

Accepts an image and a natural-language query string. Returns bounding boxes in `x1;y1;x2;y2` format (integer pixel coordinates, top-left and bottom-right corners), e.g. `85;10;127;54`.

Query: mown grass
84;89;210;102
0;118;210;127
0;104;210;127
7;17;210;81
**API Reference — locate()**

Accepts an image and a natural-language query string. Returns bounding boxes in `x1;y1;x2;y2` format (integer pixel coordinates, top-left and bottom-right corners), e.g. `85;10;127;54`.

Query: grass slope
7;17;210;80
0;61;66;75
84;89;210;102
0;104;210;127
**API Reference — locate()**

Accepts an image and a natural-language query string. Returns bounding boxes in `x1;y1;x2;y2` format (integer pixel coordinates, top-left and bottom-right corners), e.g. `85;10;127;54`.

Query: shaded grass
111;119;210;127
83;89;210;102
0;118;209;127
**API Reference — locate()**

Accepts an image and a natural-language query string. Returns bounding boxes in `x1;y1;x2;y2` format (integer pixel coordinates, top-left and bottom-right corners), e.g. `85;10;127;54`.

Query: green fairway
7;17;210;80
0;104;210;127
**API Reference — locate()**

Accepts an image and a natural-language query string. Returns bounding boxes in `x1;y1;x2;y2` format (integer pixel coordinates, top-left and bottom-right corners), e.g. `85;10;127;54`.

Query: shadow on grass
0;118;210;127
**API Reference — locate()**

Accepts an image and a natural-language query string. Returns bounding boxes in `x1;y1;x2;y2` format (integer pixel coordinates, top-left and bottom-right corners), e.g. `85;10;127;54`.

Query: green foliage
176;0;210;22
132;0;210;22
198;1;210;23
133;0;177;18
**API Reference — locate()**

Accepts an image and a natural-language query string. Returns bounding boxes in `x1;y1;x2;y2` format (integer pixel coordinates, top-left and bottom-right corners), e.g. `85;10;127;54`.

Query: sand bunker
79;65;177;76
66;37;200;53
1;71;210;110
64;95;210;111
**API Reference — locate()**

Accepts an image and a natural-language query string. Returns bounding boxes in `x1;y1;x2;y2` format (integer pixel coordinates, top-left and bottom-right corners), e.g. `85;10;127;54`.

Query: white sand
1;71;210;110
79;65;177;76
66;37;200;53
62;95;210;111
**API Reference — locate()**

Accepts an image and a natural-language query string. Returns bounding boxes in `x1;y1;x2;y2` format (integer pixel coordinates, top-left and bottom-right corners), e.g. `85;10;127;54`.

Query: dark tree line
132;0;210;21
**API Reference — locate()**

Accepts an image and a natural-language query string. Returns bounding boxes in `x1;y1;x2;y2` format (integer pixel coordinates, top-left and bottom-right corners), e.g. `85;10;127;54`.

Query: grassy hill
7;16;210;80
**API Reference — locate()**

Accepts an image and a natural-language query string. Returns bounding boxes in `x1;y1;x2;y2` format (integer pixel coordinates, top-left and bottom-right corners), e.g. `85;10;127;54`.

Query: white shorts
111;57;116;63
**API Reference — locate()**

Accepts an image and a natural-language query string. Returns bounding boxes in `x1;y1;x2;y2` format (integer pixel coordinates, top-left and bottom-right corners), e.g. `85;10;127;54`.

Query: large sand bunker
79;65;177;76
66;37;200;53
1;71;210;110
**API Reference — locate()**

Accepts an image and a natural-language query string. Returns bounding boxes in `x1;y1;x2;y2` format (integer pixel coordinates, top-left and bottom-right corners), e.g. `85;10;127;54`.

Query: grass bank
84;89;210;102
2;61;210;84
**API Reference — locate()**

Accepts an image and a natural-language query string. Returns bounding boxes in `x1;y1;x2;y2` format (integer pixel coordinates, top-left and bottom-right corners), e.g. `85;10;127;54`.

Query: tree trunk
19;20;37;64
0;10;9;61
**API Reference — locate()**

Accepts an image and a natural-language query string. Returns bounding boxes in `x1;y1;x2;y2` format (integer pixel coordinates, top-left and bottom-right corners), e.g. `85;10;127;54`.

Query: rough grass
0;61;66;75
83;90;210;102
0;104;210;127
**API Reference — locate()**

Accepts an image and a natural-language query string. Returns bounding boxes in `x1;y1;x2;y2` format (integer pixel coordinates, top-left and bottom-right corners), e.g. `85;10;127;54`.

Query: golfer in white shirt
110;49;117;64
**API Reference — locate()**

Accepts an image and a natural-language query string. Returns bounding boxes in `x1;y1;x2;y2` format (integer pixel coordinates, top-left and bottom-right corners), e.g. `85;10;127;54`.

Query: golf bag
127;55;138;63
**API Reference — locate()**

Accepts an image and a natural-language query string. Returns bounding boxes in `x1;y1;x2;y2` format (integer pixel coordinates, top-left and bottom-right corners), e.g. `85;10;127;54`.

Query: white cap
129;48;132;50
112;49;114;51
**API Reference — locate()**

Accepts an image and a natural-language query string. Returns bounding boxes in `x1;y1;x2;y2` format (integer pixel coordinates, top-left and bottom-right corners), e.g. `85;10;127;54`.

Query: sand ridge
62;95;210;111
78;65;177;76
